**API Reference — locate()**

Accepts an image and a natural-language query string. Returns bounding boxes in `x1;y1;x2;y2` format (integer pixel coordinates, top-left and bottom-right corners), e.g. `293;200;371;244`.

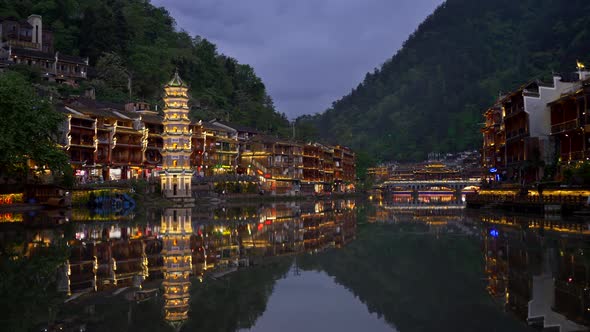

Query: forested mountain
0;0;290;135
307;0;590;162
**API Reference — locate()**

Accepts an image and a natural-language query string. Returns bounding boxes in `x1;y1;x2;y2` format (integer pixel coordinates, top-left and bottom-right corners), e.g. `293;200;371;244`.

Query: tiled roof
9;48;88;65
250;134;282;144
58;53;87;65
140;113;164;124
10;47;54;61
18;19;33;28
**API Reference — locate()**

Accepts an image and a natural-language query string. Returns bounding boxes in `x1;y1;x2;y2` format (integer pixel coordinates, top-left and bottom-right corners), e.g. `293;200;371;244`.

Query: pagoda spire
167;68;187;88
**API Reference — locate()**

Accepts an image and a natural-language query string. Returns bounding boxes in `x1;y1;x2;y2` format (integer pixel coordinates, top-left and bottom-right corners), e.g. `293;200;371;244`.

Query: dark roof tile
58;53;87;65
10;47;54;61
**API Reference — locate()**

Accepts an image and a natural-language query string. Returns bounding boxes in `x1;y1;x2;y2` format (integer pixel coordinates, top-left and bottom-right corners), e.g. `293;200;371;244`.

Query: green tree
0;71;70;180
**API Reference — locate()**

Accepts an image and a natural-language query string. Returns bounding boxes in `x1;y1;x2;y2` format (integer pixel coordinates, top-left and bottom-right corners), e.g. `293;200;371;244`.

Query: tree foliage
2;0;290;134
0;71;70;179
0;234;69;332
306;0;590;162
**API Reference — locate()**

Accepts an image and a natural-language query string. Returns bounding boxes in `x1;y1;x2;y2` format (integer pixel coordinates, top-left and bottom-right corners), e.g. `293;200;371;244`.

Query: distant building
413;163;460;181
333;145;355;192
202;120;239;175
367;165;391;182
0;14;88;84
240;135;303;194
481;103;505;171
208;119;260;174
302;144;322;193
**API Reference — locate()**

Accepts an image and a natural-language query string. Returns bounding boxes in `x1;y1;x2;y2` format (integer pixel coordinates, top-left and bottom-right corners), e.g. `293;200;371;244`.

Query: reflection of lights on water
461;195;466;202
490;229;499;238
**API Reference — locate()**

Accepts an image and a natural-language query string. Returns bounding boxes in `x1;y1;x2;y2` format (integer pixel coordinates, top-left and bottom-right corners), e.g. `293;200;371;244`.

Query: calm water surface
1;197;589;332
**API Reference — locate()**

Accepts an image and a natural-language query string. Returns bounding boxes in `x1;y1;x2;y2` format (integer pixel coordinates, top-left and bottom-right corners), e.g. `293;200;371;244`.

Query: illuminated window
173;160;178;167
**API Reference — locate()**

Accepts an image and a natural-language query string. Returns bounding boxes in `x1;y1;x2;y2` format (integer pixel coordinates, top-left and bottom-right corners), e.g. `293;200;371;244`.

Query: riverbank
466;188;590;215
0;190;361;214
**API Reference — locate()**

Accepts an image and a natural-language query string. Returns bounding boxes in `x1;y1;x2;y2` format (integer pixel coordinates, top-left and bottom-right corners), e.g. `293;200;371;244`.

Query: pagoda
161;207;193;329
160;71;193;200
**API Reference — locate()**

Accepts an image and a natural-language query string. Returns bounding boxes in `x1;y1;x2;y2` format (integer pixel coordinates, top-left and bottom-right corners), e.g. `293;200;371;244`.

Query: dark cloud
152;0;443;119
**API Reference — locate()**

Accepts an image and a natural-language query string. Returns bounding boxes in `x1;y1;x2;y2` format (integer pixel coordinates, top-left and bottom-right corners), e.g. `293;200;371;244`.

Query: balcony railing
506;156;524;164
7;39;40;50
505;106;524;118
505;128;528;141
560;150;590;162
551;119;578;135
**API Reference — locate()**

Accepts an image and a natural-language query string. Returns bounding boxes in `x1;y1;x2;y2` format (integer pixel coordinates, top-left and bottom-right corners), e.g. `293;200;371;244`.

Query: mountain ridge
305;0;590;162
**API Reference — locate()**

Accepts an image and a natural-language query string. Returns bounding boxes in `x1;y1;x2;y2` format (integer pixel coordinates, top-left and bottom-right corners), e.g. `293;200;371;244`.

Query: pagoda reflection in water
161;207;192;328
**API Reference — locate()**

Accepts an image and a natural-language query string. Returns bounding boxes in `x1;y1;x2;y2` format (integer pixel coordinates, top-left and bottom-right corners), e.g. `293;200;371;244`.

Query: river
0;197;588;332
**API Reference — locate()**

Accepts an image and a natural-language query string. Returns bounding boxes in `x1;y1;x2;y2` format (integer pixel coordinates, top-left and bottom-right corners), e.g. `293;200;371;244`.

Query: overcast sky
152;0;443;119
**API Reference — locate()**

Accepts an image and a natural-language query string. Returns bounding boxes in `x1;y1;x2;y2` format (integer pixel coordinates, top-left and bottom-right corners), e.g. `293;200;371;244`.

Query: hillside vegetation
307;0;590;161
1;0;290;135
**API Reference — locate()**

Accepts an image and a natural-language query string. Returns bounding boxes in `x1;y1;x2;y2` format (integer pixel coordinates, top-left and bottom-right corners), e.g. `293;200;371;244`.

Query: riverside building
480;69;583;183
548;72;590;163
56;71;355;194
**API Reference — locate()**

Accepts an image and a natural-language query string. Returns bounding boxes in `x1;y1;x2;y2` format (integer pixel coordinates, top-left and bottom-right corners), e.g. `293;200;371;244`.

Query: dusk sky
152;0;444;119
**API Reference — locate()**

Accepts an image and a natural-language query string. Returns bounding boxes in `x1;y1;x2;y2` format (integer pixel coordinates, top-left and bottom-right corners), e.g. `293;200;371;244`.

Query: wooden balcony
506;156;524;165
551;119;579;135
505;128;528;141
560;150;590;162
504;106;525;118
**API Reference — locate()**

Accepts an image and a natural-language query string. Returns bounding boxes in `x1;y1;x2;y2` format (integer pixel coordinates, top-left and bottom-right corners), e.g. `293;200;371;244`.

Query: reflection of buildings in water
392;193;461;205
19;200;358;329
161;208;192;328
56;201;357;296
368;203;466;234
191;223;241;278
481;216;589;330
190;200;357;270
54;223;159;295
